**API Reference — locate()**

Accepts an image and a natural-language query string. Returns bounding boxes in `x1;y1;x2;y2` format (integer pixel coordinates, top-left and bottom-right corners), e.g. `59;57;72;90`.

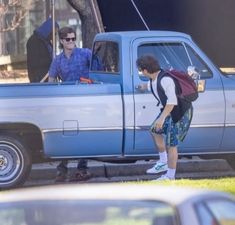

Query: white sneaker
146;161;168;174
153;174;175;181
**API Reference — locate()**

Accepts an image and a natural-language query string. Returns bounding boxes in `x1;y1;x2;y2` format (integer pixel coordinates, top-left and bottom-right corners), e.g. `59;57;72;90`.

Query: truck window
91;41;119;74
137;42;212;79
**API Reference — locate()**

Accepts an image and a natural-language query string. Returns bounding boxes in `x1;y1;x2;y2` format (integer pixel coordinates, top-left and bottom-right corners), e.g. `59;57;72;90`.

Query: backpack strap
159;71;182;97
150;78;160;106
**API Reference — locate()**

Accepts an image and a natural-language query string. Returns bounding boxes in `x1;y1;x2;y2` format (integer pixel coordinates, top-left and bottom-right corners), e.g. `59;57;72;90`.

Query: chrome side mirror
187;66;206;92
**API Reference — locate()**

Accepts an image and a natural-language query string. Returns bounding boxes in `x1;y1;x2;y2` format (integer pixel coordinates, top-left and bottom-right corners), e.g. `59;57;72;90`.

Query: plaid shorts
150;107;193;147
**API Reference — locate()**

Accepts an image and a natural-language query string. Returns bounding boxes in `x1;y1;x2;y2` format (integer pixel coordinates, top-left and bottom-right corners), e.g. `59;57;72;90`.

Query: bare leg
152;133;166;153
164;146;178;179
152;133;168;163
167;146;178;169
146;133;168;174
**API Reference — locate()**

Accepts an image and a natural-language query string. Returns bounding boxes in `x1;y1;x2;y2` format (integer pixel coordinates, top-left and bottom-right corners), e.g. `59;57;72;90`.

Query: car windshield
0;199;176;225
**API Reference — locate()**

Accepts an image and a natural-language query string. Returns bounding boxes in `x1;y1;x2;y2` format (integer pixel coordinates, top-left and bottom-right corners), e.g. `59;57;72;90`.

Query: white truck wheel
0;135;32;189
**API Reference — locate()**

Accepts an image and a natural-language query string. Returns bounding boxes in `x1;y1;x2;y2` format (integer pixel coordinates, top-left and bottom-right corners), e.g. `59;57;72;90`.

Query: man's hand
154;117;165;130
155;104;175;131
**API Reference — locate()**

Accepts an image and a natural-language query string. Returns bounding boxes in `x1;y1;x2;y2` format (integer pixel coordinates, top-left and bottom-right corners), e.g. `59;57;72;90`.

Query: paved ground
25;158;235;186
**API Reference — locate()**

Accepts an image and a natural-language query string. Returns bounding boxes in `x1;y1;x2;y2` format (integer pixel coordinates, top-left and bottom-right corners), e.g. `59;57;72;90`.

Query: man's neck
151;70;161;81
64;48;73;58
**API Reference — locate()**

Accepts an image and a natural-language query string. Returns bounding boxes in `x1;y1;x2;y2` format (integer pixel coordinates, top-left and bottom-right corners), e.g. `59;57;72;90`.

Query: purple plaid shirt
49;47;92;81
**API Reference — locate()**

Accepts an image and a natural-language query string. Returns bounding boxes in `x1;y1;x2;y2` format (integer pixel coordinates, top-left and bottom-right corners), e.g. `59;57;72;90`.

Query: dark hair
136;55;161;73
58;26;76;39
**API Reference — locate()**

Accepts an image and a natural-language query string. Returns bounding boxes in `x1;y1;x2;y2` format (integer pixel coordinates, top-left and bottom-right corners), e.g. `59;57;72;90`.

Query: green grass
138;177;235;195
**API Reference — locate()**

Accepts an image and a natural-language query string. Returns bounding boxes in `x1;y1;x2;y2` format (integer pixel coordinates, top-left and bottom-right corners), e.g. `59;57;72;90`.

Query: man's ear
142;69;147;74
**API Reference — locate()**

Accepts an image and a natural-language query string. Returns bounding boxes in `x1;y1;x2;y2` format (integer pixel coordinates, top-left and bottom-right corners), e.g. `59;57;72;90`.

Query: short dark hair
136;55;161;73
58;26;76;49
58;26;76;39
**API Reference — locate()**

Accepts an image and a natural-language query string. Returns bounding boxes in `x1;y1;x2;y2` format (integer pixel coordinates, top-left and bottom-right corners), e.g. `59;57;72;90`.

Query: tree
0;0;103;48
0;0;32;32
66;0;104;48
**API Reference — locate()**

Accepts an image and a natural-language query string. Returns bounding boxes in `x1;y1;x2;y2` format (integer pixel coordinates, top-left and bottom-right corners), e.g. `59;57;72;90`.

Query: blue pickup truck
0;31;235;188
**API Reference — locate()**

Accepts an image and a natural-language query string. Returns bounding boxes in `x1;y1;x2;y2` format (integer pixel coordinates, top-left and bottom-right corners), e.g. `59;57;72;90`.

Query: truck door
131;37;225;156
220;75;235;151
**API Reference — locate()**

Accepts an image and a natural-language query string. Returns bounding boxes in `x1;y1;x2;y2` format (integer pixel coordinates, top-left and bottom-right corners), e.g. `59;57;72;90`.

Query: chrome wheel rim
0;142;23;184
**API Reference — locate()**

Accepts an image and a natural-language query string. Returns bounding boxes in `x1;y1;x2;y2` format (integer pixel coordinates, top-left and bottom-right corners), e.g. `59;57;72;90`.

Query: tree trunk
67;0;104;49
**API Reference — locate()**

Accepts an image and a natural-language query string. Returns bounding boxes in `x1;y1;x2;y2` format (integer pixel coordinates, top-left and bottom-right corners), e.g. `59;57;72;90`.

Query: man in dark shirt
26;18;59;82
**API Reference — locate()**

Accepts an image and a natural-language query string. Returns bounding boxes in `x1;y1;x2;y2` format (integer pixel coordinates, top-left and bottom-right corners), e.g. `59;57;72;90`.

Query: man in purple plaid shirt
49;27;91;82
49;26;92;182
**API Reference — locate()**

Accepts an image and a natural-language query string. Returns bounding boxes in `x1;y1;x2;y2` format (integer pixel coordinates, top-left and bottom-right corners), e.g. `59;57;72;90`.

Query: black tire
0;135;32;189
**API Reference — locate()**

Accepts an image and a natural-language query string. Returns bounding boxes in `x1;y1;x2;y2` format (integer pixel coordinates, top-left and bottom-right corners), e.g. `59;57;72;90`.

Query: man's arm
48;57;59;82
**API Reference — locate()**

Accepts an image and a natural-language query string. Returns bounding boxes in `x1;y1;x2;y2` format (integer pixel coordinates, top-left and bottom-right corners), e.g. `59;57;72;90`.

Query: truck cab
90;31;235;156
1;31;235;188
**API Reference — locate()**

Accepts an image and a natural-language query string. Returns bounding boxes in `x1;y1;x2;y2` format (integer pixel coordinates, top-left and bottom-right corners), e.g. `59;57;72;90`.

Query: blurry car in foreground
0;184;234;225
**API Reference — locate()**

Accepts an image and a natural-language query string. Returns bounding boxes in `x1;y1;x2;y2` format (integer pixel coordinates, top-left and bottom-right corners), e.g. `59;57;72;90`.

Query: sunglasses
63;37;76;42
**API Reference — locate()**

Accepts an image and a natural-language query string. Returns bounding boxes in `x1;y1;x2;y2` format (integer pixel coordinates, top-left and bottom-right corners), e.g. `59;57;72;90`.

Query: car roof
0;184;232;205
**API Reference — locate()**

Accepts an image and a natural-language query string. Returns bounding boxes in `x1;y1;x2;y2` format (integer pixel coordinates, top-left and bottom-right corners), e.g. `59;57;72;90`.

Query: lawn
142;177;235;195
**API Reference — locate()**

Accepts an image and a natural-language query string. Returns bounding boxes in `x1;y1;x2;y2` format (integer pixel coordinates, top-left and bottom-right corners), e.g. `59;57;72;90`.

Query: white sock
159;151;167;163
166;168;176;179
